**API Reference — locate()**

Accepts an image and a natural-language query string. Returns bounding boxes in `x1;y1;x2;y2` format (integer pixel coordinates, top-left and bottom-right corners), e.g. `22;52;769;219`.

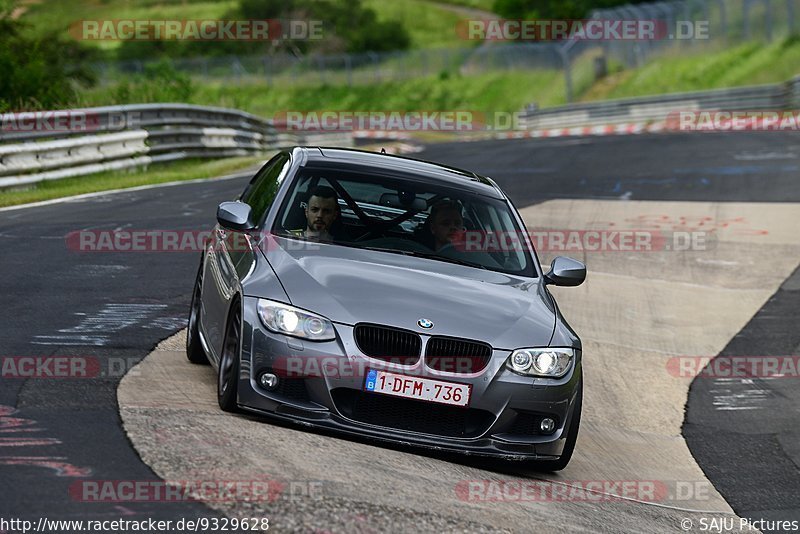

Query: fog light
258;372;279;390
540;418;556;434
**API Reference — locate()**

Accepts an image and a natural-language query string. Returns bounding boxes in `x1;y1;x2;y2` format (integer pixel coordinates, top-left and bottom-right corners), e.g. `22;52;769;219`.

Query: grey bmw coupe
187;147;586;469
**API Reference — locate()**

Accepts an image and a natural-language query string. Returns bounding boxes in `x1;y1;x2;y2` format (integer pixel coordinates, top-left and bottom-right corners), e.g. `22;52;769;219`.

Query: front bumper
236;299;582;460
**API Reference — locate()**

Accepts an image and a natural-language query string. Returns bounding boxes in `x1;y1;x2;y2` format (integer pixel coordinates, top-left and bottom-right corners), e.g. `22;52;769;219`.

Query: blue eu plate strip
365;369;377;391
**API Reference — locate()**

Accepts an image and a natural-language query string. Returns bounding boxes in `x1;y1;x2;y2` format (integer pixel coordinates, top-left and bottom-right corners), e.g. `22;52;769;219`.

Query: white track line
0;168;260;213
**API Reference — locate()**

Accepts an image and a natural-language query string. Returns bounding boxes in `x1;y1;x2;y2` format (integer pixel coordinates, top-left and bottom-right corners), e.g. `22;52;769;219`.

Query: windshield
270;167;537;277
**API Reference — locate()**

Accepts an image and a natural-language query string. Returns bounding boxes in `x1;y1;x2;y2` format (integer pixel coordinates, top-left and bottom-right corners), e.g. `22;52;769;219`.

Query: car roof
297;147;505;199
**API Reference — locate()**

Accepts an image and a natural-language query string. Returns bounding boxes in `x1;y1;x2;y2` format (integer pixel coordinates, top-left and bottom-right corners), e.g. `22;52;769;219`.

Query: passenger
292;185;339;241
428;200;464;251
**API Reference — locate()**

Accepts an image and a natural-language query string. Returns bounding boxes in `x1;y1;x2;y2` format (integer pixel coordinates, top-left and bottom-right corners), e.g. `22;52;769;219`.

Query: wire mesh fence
86;0;800;103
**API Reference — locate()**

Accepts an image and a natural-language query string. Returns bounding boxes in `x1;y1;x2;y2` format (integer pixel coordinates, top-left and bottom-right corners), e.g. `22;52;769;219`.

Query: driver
292;185;339;241
428;199;464;251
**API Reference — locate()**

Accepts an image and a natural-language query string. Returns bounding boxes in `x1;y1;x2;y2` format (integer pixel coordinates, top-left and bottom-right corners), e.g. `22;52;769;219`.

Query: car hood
261;238;556;350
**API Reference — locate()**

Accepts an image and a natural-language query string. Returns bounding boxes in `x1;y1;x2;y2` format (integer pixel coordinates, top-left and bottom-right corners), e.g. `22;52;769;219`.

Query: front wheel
217;303;242;412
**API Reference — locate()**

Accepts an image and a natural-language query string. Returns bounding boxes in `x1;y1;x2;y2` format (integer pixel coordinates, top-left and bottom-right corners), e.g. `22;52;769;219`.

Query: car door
202;152;291;363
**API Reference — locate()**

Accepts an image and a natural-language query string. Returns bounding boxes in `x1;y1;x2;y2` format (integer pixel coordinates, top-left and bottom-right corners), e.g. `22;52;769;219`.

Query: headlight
257;299;336;341
506;348;575;378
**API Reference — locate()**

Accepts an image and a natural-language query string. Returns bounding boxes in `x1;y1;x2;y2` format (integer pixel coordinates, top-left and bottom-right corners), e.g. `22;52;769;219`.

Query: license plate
364;369;471;407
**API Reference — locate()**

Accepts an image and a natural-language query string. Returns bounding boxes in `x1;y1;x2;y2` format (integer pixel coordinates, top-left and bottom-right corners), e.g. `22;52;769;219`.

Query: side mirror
544;256;586;286
217;201;255;231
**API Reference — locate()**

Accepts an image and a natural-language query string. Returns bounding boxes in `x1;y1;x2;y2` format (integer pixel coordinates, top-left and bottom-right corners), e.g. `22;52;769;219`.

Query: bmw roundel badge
417;318;434;329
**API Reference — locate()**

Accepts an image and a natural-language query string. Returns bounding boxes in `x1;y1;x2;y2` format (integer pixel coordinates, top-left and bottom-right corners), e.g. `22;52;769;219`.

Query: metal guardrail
6;75;796;189
0;131;148;177
520;77;798;130
0;104;276;143
0;104;354;189
789;75;800;109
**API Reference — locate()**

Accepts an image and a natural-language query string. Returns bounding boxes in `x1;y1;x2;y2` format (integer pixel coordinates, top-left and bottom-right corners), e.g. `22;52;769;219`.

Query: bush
492;0;654;20
238;0;411;54
0;5;96;111
109;0;412;60
109;59;194;104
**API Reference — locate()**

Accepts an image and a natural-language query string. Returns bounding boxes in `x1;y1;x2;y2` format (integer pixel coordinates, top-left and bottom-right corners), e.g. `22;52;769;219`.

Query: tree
0;2;96;111
238;0;411;54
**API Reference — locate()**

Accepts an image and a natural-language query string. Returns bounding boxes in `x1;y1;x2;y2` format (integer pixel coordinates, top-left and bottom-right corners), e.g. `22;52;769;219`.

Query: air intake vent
332;389;494;438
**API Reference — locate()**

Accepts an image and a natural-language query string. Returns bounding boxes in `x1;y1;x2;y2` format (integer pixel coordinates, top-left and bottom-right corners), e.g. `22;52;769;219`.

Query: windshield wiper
359;246;418;256
360;246;488;270
405;250;488;270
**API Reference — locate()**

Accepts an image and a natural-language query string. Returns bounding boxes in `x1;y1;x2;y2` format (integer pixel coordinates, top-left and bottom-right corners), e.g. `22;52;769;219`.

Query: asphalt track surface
0;176;249;525
684;265;800;526
425;134;800;529
0;132;798;532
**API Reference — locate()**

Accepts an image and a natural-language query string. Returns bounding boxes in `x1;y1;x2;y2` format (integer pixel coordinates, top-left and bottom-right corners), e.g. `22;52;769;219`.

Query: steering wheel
437;242;456;253
354;228;384;242
354;222;396;242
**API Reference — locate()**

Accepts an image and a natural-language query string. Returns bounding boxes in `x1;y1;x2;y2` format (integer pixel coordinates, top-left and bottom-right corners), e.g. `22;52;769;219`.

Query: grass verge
0;156;266;208
78;70;568;117
581;37;800;101
21;0;239;53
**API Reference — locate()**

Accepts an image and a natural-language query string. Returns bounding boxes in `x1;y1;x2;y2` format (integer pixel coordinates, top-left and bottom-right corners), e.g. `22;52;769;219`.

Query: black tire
217;302;242;413
537;379;582;472
186;261;209;365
